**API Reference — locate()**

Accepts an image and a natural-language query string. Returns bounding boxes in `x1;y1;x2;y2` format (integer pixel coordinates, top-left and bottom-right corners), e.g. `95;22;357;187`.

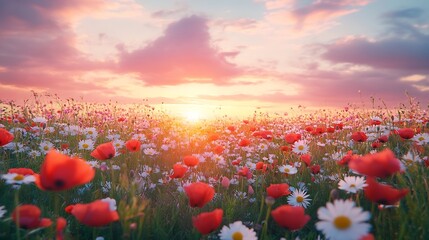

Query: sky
1;0;429;118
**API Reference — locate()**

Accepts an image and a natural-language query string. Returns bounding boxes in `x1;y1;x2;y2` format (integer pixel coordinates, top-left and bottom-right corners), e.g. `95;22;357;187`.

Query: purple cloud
322;8;429;70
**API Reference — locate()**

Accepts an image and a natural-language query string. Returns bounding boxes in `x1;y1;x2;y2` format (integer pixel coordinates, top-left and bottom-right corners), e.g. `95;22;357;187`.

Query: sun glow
184;110;202;123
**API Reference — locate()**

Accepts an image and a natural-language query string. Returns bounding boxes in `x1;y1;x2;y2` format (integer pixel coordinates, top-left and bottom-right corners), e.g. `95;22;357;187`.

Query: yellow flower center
232;232;243;240
44;146;49;151
296;196;304;203
83;143;89;149
350;184;356;188
334;216;351;230
13;174;25;181
418;137;424;141
88;131;93;134
298;145;304;151
285;168;290;173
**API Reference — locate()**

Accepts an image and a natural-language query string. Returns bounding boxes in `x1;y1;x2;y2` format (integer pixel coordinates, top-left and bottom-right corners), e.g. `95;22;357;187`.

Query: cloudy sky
1;0;428;116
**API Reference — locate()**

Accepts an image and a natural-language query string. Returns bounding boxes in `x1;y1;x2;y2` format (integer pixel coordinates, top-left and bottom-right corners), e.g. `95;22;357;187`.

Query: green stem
257;196;265;223
261;205;272;240
14;189;21;240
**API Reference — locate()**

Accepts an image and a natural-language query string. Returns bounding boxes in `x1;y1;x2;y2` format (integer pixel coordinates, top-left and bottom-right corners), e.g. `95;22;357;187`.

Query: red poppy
91;142;116;160
213;145;224;154
256;162;268;172
65;205;74;214
231;158;241;165
280;145;291;152
125;139;141;152
397;128;414;139
35;150;95;191
271;205;310;231
0;128;14;146
378;135;388;143
238;138;251;147
284;133;301;144
369;119;382;125
184;182;215;208
71;200;119;227
349;149;401;178
351;131;368;142
266;183;290;199
337;151;356;166
227;125;236;132
170;164;187;178
8;168;34;175
333;122;343;130
305;126;313;132
371;141;381;149
253;130;273;140
184;155;199;167
360;234;375;240
12;205;52;229
364;177;409;205
311;165;321;174
56;217;67;240
192;209;223;235
311;127;325;135
208;133;220;141
237;166;252;179
300;154;311;166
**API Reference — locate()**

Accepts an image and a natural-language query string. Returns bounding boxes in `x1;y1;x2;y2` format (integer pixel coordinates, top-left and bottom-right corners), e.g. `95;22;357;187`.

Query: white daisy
78;139;95;151
287;188;311;208
112;139;125;149
401;151;422;165
101;197;117;211
292;140;309;154
43;127;55;134
28;150;41;158
0;205;6;219
2;173;35;185
316;199;371;240
338;176;367;194
132;133;147;141
278;165;298;175
412;133;429;145
219;221;257;240
32;116;47;124
83;127;98;139
62;125;80;136
143;148;158;156
39;140;54;153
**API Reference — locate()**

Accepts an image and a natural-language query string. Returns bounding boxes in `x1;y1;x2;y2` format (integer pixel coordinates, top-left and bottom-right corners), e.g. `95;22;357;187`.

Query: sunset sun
183;110;202;123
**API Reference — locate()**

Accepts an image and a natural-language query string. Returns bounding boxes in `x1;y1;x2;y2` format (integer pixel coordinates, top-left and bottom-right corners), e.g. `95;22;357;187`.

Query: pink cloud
212;18;260;33
118;15;243;85
198;67;429;108
0;0;116;97
266;0;369;32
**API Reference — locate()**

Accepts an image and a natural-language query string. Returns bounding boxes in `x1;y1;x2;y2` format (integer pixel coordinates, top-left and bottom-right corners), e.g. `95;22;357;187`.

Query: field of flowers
0;95;428;240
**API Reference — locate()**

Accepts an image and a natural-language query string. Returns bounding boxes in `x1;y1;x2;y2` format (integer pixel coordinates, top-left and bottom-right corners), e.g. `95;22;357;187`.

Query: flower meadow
0;96;428;240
